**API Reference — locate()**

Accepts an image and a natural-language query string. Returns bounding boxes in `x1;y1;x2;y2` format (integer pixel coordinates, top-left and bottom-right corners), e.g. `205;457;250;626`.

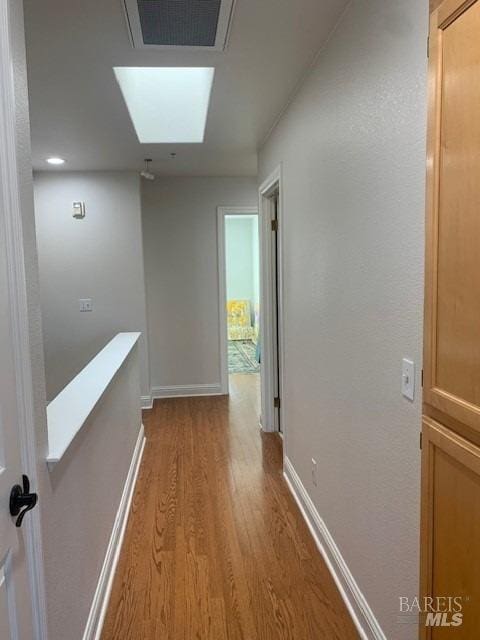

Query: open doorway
225;214;260;377
217;207;260;396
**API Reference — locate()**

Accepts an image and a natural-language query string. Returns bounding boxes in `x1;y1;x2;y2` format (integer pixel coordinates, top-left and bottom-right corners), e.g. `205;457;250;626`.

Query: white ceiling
24;0;347;176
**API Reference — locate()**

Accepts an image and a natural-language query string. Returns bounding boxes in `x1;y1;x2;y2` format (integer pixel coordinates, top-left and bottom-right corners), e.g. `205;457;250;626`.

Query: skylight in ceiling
113;67;215;143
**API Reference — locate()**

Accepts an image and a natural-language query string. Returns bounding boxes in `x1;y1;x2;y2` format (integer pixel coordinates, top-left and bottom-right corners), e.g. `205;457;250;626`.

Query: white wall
259;0;427;637
33;171;149;400
142;177;258;392
44;346;142;640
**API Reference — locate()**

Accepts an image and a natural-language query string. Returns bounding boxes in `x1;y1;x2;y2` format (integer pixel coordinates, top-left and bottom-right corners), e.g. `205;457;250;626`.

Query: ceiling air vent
122;0;236;51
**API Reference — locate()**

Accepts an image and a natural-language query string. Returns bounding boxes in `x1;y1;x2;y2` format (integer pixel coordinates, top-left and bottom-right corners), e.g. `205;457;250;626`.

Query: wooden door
422;0;480;637
424;0;480;436
420;418;480;638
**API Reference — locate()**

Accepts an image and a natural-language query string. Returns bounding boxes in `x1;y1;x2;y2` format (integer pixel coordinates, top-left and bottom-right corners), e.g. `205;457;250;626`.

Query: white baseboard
151;383;224;399
82;423;146;640
283;457;386;640
141;394;153;410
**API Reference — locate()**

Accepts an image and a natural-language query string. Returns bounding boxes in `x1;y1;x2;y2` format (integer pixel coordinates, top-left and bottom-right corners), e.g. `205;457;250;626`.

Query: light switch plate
79;298;93;312
402;358;415;401
73;201;86;219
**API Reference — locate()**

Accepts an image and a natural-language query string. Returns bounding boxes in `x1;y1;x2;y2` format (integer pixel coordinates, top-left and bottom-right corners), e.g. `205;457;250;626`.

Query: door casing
259;166;285;437
217;206;259;395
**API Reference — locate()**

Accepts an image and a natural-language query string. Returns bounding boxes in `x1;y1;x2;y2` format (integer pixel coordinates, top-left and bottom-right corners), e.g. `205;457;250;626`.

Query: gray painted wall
142;176;258;391
44;347;141;640
259;0;428;637
33;171;150;400
12;9;144;639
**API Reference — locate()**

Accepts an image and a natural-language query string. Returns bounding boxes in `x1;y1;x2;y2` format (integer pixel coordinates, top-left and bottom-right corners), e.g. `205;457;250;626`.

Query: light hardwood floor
101;374;359;639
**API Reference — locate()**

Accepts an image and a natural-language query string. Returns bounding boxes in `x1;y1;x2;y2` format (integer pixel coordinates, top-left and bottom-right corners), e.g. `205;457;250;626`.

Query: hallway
101;375;359;639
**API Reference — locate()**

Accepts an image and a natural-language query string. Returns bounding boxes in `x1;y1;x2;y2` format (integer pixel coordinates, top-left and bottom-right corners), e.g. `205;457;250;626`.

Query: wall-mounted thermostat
72;201;86;219
79;298;93;312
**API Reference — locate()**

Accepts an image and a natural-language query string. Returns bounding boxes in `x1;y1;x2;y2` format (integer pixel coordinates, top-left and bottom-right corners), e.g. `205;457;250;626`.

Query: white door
0;1;38;635
0;184;36;639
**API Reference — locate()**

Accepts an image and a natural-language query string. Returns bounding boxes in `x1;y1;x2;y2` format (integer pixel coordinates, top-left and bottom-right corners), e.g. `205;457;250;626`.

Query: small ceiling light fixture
46;157;65;165
140;158;155;181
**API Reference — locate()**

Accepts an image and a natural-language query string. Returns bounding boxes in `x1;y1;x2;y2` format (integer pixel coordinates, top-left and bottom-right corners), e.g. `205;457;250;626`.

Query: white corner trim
141;394;153;410
82;423;146;640
283;457;386;640
152;384;224;399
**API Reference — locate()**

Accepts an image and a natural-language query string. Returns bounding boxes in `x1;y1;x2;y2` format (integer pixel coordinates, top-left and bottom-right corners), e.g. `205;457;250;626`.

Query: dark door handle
10;475;38;528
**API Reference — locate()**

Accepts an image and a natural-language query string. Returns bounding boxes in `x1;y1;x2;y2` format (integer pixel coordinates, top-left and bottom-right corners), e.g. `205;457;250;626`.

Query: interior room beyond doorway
225;214;260;378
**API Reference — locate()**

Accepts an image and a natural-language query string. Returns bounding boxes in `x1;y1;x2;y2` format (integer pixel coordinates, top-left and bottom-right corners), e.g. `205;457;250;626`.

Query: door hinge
420;432;423;450
421;369;424;388
427;36;430;58
271;219;278;232
274;396;280;408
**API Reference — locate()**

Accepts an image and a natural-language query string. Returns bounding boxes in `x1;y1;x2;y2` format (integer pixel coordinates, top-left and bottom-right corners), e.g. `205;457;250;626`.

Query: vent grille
123;0;235;51
137;0;221;47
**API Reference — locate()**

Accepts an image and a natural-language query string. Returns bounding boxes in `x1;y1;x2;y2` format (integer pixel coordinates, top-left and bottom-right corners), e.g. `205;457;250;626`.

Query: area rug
228;340;260;374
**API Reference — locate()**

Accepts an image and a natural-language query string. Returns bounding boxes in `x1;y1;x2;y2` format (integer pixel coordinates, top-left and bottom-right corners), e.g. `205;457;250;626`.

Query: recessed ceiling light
46;157;65;165
113;67;215;143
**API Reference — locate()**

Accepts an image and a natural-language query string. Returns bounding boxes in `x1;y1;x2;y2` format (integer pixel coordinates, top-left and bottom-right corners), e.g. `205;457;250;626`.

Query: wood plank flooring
101;374;359;639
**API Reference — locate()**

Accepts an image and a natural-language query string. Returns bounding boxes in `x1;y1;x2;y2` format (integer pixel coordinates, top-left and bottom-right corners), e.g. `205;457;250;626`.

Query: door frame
0;0;48;637
259;165;285;435
217;206;259;394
